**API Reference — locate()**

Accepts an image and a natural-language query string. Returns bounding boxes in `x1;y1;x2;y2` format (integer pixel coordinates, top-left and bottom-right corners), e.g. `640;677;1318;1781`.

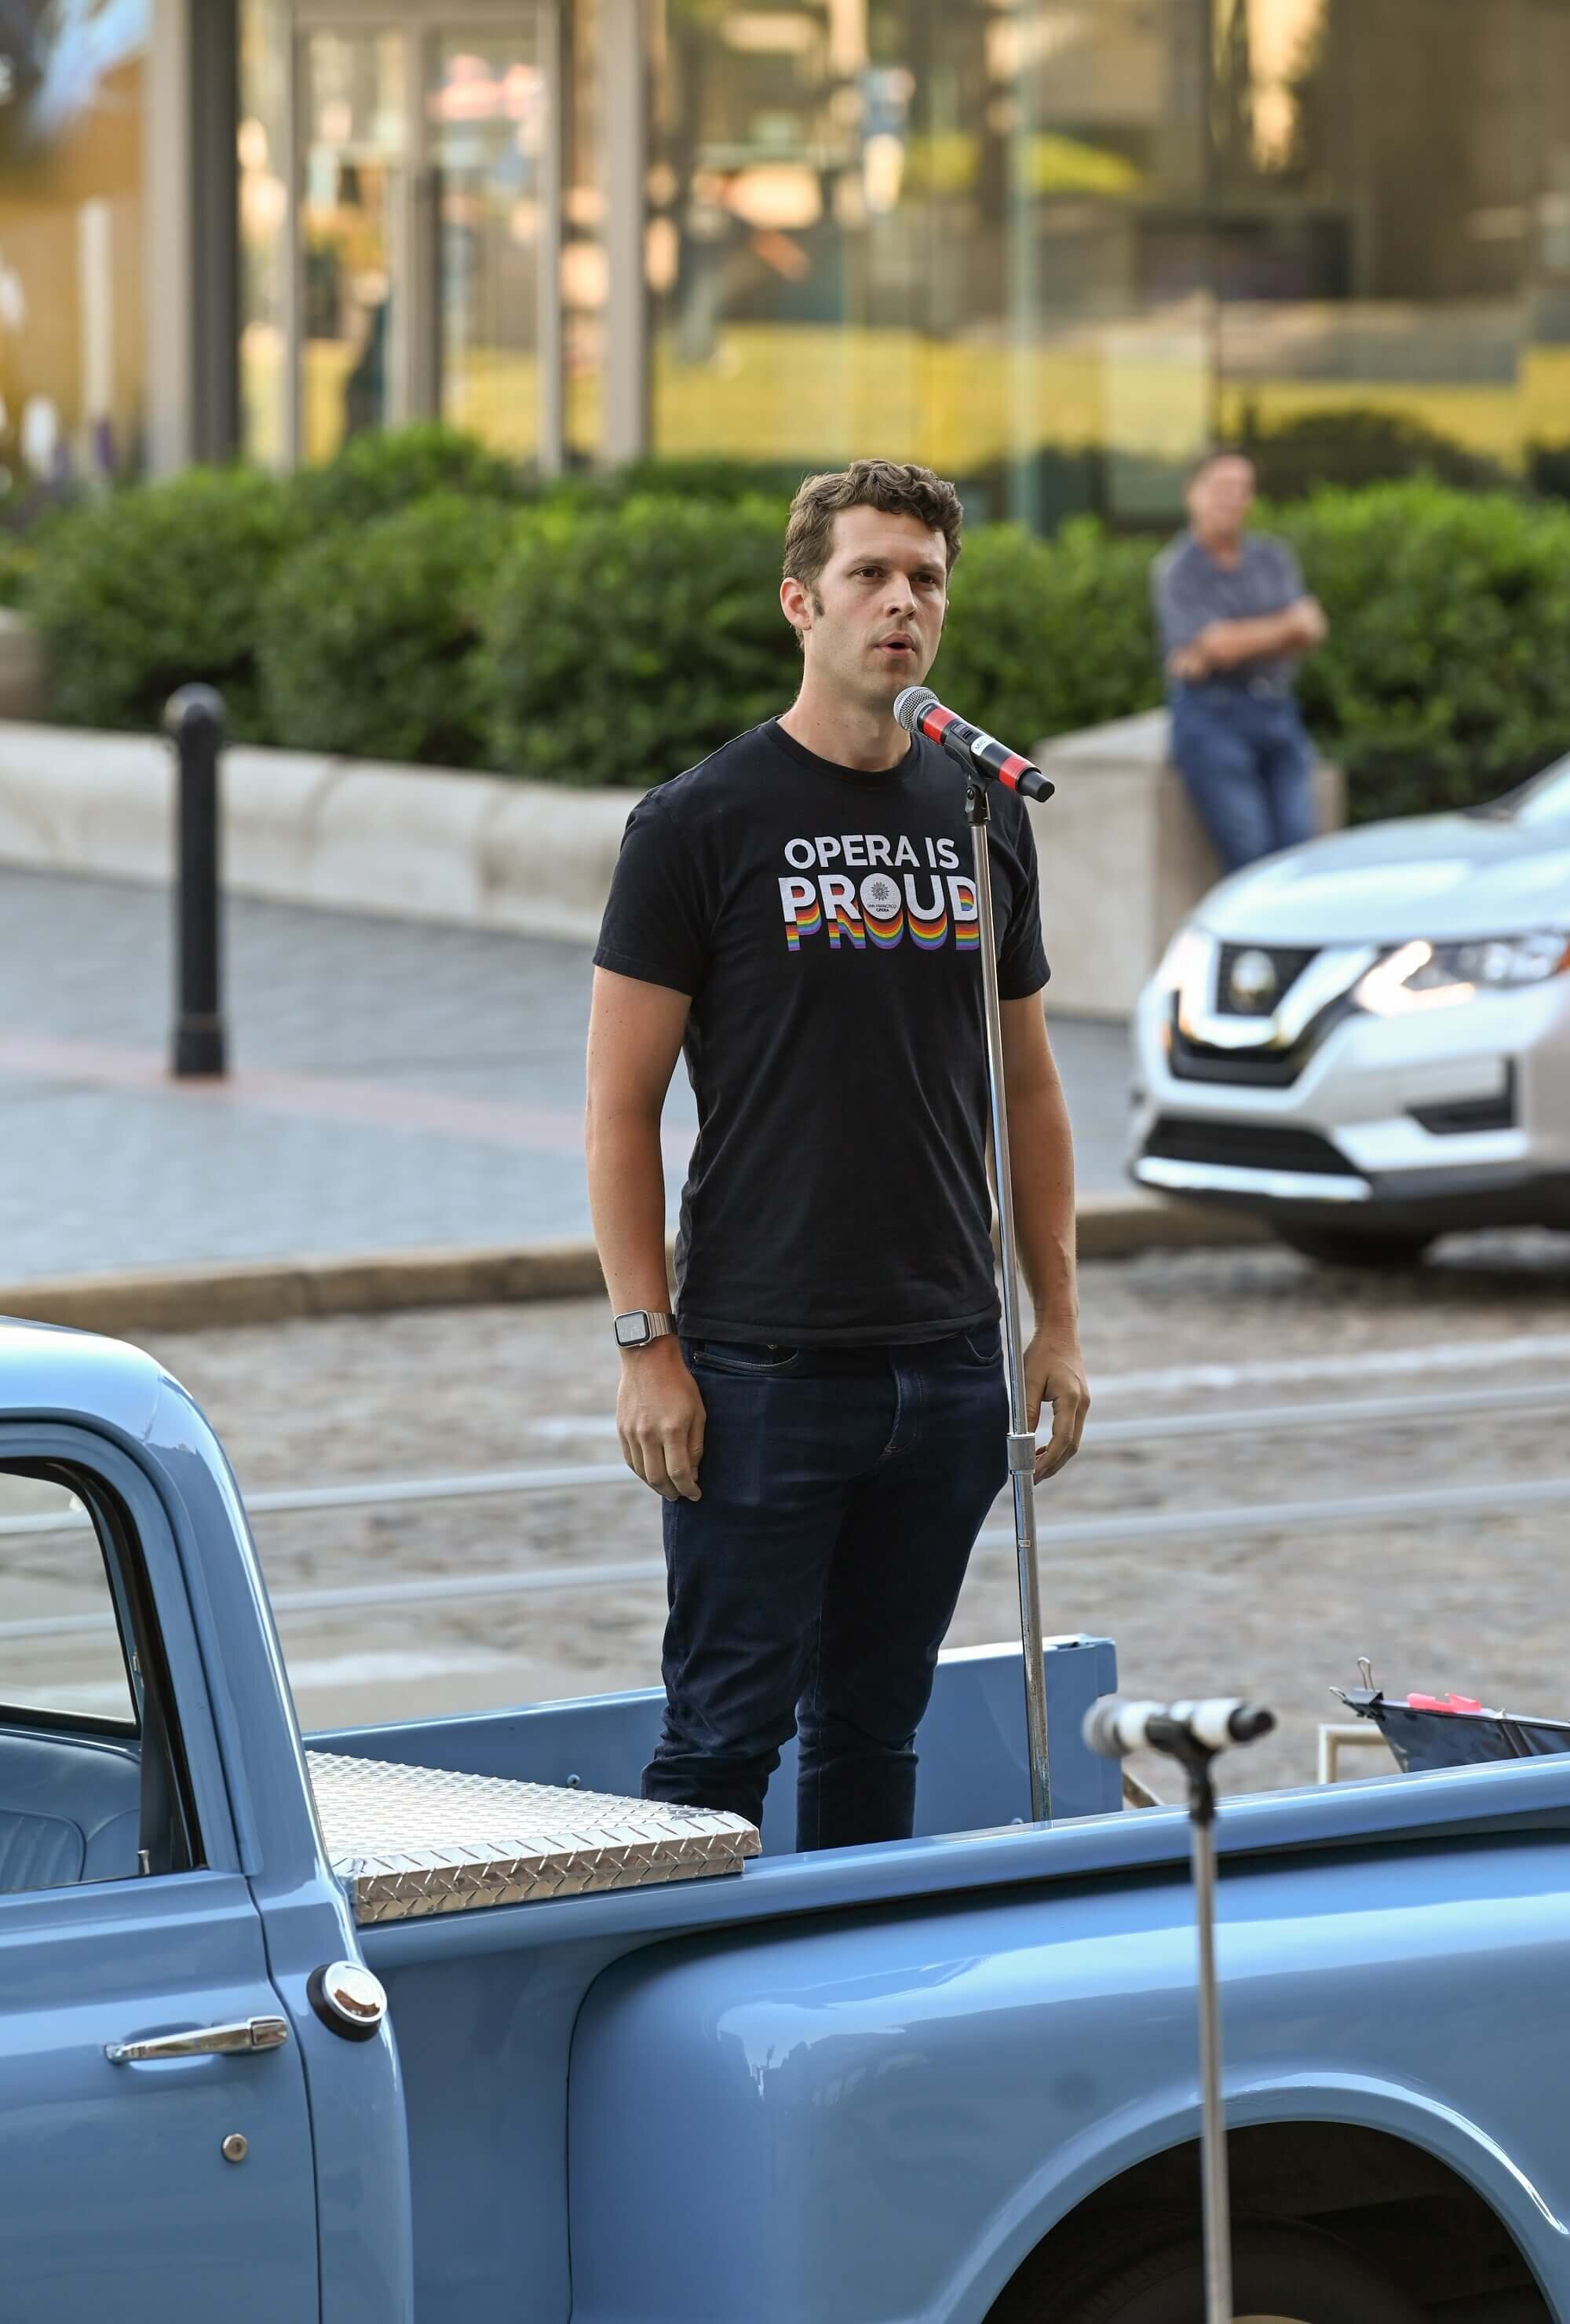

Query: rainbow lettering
787;897;821;950
905;875;949;949
820;873;867;948
780;874;823;950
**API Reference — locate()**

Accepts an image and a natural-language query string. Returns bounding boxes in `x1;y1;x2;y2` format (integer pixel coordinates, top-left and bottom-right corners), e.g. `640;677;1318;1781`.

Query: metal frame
282;0;564;468
1317;1722;1394;1785
967;778;1051;1822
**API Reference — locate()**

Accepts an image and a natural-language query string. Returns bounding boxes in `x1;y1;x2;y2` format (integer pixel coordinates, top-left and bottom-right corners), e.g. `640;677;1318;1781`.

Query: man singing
586;459;1088;1851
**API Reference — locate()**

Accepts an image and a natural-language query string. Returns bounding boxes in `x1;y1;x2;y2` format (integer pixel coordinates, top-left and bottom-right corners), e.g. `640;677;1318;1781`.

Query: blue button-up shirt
1152;530;1306;693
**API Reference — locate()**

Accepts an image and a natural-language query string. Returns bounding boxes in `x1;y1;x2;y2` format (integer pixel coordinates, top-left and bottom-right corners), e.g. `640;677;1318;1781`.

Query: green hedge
936;521;1160;751
481;492;797;787
283;420;529;531
16;429;1570;820
25;467;298;736
1280;481;1570;817
940;484;1570;823
258;492;514;766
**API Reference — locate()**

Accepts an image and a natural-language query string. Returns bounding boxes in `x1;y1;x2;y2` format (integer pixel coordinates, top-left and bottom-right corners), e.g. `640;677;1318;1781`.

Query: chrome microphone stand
966;776;1051;1822
1083;1696;1277;2324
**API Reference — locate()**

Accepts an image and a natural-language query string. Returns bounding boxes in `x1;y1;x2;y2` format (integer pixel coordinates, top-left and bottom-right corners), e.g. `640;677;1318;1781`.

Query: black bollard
164;685;228;1077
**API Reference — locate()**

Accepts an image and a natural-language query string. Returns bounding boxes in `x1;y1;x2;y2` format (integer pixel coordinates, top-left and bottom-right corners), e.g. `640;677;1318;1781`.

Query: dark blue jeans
641;1328;1008;1851
1170;686;1315;872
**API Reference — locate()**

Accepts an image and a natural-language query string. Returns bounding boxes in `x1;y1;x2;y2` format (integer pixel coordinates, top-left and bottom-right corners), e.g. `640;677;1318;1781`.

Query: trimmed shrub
550;454;827;511
1279;481;1570;820
480;492;796;786
285;421;528;532
936;520;1160;754
258;492;514;766
1234;404;1510;498
0;531;38;608
1528;439;1570;505
22;467;298;736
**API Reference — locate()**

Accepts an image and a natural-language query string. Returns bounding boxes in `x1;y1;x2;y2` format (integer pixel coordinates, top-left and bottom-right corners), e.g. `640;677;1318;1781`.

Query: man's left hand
1024;1328;1090;1482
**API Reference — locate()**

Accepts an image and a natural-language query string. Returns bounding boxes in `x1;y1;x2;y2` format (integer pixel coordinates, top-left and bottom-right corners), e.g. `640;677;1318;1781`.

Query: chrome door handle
105;2015;290;2064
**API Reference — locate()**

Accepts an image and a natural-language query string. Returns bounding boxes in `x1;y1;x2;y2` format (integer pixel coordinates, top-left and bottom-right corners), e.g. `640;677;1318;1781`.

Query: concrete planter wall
1028;711;1344;1017
0;707;1342;1012
0;722;637;943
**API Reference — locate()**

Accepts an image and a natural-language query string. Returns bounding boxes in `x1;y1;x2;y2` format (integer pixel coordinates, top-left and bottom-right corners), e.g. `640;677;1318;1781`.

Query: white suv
1128;753;1570;1265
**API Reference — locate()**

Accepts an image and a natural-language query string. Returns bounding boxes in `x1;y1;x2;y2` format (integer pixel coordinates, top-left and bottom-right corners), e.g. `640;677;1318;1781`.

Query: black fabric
593;718;1050;1343
643;1328;1009;1846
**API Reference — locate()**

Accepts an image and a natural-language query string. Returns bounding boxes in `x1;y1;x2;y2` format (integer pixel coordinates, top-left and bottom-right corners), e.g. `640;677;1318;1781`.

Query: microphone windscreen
1082;1698;1138;1759
893;685;937;735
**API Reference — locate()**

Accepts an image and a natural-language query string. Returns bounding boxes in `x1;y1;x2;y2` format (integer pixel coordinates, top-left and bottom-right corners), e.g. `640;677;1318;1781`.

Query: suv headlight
1354;932;1570;1015
1155;926;1209;994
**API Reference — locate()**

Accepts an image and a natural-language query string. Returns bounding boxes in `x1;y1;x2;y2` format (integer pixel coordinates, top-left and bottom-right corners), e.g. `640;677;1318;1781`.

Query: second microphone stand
966;776;1051;1822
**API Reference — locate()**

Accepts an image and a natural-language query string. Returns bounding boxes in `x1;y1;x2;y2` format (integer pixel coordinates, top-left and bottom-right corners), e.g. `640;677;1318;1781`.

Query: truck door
0;1459;319;2322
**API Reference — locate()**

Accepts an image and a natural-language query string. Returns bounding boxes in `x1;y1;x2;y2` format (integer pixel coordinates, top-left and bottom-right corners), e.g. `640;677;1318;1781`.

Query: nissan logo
1228;948;1279;1010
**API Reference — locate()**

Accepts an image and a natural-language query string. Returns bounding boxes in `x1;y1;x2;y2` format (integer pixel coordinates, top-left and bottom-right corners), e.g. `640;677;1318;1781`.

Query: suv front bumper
1128;938;1570;1233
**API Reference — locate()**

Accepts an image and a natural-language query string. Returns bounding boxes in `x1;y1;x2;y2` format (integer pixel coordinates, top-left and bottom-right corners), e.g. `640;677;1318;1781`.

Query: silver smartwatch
613;1308;677;1350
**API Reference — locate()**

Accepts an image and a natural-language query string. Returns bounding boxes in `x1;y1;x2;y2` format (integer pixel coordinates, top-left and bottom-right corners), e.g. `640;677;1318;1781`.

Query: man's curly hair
783;459;965;590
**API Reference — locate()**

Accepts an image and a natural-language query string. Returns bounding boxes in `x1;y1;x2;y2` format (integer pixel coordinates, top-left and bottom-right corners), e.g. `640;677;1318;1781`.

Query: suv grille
1170;992;1358;1088
1142;1117;1357;1176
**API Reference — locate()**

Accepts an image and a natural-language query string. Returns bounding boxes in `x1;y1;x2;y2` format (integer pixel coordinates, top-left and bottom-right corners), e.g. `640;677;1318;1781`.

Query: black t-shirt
593;718;1050;1343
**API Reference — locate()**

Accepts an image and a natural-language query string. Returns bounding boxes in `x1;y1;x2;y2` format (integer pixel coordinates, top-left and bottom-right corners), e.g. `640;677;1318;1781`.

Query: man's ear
780;575;812;644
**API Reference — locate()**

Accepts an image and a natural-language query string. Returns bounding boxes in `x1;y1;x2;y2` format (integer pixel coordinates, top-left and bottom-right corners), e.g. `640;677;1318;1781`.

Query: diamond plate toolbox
306;1750;761;1923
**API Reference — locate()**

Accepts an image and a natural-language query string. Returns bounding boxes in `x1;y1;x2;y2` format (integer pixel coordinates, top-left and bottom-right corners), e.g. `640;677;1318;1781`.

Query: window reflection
644;1;1570;524
0;0;148;493
225;0;1570;516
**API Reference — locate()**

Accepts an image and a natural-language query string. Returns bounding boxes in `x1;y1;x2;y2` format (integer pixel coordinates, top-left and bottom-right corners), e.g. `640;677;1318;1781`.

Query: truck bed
303;1644;1570;2324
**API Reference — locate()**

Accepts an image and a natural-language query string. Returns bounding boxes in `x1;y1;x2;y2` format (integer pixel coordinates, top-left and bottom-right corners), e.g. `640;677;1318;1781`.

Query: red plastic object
1405;1692;1484;1715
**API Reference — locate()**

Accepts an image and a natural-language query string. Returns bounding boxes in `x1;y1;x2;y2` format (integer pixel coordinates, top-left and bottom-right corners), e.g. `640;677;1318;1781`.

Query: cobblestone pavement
0;866;1130;1279
14;1229;1569;1808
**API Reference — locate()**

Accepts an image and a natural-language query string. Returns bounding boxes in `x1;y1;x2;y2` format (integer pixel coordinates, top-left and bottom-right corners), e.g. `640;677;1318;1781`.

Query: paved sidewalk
0;867;1134;1281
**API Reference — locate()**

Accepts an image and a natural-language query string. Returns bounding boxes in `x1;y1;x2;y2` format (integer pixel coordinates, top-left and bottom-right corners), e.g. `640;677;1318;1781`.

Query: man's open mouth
876;638;915;656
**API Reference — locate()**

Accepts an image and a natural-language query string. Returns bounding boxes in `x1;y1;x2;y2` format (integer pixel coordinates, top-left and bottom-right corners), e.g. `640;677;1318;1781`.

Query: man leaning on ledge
584;459;1089;1854
1154;446;1330;874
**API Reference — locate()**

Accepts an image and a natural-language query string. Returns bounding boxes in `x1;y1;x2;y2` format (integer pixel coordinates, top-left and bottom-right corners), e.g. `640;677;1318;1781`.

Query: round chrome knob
307;1960;387;2043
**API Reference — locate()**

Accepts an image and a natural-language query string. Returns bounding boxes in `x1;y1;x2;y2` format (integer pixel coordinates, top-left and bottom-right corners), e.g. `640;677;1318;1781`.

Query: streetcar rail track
6;1469;1570;1640
5;1375;1570;1539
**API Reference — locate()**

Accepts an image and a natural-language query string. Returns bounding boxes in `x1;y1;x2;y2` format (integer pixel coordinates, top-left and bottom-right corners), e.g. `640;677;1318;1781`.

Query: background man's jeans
1170;685;1315;872
642;1328;1008;1851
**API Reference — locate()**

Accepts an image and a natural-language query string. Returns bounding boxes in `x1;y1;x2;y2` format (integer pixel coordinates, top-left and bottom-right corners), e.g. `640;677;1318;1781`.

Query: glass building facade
2;2;1566;522
638;0;1570;522
0;1;149;491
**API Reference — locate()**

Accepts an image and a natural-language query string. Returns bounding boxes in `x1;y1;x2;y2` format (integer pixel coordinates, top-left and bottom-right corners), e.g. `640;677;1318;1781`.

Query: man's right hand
617;1338;706;1502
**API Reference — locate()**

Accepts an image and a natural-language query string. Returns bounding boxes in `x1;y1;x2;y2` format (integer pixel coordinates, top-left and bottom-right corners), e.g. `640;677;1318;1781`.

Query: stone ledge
0;720;640;942
0;1199;1266;1337
1028;710;1345;1018
0;713;1342;1004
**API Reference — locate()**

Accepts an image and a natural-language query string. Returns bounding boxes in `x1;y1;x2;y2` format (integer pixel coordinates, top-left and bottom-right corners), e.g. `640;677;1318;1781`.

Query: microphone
894;686;1055;804
1083;1697;1276;1761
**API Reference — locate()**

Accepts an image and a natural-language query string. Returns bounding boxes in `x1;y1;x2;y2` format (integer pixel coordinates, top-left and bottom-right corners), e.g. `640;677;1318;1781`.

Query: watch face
615;1311;650;1347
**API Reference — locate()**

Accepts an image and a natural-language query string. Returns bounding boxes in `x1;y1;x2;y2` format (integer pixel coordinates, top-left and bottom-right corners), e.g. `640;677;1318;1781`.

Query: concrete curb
0;1198;1267;1338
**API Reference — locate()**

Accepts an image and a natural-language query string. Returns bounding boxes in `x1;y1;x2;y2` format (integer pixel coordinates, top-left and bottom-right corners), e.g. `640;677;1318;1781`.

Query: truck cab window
0;1465;196;1890
0;1473;134;1729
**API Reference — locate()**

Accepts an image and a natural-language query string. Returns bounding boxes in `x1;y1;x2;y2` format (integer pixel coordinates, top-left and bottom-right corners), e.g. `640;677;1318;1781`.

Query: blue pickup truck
2;1315;1563;2324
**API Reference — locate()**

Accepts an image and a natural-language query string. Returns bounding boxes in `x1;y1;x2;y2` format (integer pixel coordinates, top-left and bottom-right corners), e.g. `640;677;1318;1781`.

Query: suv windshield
1511;755;1570;827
